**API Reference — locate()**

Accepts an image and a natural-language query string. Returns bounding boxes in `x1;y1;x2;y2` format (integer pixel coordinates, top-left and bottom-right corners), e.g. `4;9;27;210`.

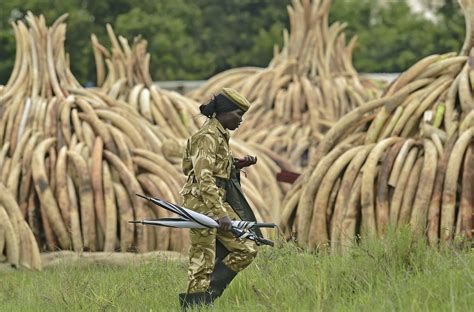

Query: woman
179;88;260;309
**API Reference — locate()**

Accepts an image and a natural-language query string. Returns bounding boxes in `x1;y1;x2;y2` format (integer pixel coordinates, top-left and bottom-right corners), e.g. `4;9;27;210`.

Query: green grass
1;229;473;312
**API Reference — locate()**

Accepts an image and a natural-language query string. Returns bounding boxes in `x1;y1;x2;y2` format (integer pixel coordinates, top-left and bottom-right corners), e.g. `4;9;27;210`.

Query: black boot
178;292;213;310
208;261;237;299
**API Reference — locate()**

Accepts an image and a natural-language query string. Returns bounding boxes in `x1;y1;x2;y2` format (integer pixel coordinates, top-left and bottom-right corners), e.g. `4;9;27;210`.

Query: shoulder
190;129;219;151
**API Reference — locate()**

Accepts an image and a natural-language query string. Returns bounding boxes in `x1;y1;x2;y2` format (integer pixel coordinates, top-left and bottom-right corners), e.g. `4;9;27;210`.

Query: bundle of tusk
91;25;202;139
187;0;382;168
0;13;211;270
0;13;299;269
279;0;474;252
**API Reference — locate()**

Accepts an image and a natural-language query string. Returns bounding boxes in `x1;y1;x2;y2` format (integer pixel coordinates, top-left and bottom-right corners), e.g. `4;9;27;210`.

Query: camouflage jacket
180;118;233;219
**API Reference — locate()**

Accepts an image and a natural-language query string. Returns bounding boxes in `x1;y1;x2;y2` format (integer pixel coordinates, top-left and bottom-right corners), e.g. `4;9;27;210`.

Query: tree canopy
0;0;465;84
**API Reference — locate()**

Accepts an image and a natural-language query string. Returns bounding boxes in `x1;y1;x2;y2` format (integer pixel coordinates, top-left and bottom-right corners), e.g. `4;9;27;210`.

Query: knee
248;247;258;261
225;245;257;272
238;242;258;264
243;241;258;262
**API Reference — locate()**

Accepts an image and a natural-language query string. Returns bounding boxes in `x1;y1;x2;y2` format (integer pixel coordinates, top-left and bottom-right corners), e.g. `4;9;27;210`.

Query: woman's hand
217;215;233;232
234;155;257;169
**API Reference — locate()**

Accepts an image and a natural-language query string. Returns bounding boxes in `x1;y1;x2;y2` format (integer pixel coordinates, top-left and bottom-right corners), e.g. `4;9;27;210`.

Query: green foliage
330;0;464;73
0;0;468;84
1;230;473;311
114;1;215;80
194;0;288;73
0;0;101;84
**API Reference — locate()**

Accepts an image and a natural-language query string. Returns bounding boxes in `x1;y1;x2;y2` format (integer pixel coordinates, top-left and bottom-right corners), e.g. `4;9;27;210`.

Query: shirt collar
209;118;230;141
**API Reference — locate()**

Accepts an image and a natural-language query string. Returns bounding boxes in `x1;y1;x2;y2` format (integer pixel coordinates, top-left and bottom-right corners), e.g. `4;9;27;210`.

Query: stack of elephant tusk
0;13;205;270
91;26;298;232
91;24;202;139
279;0;474;253
187;0;382;168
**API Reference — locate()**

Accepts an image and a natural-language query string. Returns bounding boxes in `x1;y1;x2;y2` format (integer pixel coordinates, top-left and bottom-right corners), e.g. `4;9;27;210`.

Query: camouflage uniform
180;117;257;294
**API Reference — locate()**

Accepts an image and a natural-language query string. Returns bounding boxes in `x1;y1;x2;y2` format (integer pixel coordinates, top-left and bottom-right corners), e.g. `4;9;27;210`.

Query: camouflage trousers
186;208;257;293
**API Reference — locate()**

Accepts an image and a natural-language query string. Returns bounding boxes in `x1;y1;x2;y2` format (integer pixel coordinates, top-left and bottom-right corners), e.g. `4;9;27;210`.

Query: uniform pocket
214;152;231;177
182;193;215;218
181;182;201;198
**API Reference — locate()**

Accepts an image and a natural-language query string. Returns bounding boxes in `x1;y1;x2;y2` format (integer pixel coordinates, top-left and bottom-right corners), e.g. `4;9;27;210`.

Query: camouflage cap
220;88;251;112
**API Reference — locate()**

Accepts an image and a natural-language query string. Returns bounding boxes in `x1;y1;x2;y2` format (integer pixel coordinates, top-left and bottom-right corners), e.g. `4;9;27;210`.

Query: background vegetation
0;0;465;84
1;229;473;311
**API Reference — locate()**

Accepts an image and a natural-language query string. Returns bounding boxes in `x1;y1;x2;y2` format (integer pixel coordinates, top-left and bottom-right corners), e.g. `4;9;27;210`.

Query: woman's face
219;109;244;130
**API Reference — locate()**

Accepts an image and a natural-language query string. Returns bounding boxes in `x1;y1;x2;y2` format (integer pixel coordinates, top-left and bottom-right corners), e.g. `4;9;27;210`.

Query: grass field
1;229;473;311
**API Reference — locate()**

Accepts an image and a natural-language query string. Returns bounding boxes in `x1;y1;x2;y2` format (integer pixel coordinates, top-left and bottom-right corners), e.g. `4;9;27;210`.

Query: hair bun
199;98;217;118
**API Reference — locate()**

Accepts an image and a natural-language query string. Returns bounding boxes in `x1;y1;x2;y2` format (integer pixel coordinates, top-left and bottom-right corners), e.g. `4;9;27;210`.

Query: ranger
179;88;260;309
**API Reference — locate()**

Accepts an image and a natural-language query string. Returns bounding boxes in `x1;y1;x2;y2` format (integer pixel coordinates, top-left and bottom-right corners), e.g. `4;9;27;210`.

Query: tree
113;0;215;80
330;0;464;73
0;0;103;83
0;0;468;84
194;0;289;73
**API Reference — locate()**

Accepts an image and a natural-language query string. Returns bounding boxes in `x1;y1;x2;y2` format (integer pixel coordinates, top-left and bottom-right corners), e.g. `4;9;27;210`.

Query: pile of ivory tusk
91;26;298;229
279;0;474;253
187;0;382;168
0;14;302;269
91;25;203;139
0;13;199;270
